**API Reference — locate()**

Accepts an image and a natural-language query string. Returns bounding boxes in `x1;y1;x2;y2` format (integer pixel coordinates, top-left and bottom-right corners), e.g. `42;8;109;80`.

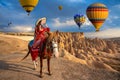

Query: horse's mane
46;31;58;44
46;32;54;43
40;31;58;54
40;32;55;53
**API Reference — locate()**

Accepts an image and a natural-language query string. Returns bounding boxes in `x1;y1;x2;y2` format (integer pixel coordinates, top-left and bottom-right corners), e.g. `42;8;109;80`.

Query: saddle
28;32;50;60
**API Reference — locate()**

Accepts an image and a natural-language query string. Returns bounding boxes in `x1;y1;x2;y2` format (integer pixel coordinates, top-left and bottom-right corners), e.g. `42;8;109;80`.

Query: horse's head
46;30;59;58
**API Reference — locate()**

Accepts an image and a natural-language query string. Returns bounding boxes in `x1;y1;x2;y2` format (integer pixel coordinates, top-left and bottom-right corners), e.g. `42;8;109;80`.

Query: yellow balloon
19;0;39;15
86;3;109;31
58;6;63;10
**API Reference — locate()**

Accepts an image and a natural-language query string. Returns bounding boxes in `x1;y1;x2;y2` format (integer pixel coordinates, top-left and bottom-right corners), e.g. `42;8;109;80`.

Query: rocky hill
58;32;118;55
57;32;120;72
0;36;28;54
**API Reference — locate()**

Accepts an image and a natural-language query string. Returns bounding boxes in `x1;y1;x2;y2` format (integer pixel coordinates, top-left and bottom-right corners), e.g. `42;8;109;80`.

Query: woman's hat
35;17;46;26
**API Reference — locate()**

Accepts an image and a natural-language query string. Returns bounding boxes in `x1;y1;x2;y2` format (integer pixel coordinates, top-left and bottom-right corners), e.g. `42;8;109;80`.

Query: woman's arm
44;27;50;32
35;27;40;35
41;27;51;37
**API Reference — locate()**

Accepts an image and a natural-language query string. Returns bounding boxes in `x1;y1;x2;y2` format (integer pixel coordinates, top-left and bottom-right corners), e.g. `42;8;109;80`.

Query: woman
32;17;50;49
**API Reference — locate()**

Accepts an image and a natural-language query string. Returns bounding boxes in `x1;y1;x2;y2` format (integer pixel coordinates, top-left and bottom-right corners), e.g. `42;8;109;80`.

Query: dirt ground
0;53;120;80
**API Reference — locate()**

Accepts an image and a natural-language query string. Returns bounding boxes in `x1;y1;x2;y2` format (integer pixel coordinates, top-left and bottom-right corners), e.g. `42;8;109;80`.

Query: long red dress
30;26;50;61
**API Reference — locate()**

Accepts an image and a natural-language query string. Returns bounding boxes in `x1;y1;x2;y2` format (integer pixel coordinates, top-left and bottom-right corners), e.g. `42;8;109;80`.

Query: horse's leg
40;56;43;78
33;61;37;70
35;59;38;66
47;56;52;75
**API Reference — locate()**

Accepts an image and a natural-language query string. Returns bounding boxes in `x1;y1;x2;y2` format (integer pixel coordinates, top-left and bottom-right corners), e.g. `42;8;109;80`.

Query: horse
39;31;60;77
21;31;59;78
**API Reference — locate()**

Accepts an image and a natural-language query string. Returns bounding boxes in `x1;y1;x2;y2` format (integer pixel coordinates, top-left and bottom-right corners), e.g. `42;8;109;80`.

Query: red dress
30;26;50;61
34;26;50;45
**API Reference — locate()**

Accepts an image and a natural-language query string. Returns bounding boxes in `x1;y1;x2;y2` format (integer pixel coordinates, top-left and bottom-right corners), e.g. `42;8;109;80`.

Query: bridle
52;41;58;49
46;38;58;52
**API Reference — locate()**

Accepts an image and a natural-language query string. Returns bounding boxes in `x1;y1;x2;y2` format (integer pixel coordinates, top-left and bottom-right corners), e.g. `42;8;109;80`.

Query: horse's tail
19;45;30;62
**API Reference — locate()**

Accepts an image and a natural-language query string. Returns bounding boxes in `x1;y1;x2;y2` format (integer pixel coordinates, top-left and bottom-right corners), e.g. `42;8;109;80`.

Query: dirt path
0;34;33;41
0;53;120;80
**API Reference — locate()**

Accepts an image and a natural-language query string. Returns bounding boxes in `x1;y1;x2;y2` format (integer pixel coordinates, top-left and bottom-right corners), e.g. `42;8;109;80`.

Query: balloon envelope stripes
86;3;109;31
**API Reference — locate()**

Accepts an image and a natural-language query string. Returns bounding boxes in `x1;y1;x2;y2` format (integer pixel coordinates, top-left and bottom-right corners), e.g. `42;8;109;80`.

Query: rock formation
57;32;120;72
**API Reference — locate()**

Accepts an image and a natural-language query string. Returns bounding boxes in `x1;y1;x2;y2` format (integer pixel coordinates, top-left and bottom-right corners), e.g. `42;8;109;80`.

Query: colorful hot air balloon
74;14;86;29
19;0;39;15
86;3;109;32
58;6;63;10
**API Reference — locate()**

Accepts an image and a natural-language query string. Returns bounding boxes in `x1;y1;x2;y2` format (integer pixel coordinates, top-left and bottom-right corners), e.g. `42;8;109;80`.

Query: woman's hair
37;21;42;26
36;21;45;30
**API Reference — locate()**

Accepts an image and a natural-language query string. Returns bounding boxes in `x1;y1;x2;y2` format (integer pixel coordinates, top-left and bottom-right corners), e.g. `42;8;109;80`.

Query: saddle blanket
29;40;38;61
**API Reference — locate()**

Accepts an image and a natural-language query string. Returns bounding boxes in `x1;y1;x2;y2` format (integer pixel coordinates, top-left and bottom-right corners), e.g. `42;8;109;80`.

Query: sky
0;0;120;38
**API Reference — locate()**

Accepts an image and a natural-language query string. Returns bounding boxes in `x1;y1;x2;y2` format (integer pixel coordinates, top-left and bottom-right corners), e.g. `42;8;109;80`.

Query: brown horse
21;31;59;78
39;31;59;78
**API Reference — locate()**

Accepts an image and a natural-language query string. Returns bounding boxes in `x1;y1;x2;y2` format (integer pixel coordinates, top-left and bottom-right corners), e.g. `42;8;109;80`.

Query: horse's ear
47;31;52;36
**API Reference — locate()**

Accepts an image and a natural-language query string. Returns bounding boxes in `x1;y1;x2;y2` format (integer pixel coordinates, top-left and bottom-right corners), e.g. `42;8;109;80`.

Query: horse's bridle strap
53;47;57;49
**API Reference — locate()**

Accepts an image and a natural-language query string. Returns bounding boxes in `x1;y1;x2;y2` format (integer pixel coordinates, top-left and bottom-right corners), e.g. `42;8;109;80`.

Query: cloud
84;17;92;26
107;17;113;23
3;25;33;32
108;15;120;20
106;15;120;24
52;18;76;27
113;4;120;8
52;17;91;28
85;28;120;38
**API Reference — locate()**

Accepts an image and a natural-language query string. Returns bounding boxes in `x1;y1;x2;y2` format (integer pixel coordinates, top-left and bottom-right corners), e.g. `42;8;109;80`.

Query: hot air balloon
58;6;63;10
19;0;39;16
8;22;12;26
86;3;109;32
74;14;86;29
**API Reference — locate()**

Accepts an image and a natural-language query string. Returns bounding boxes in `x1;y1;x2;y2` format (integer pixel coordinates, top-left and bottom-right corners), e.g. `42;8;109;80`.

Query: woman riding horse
21;18;59;78
31;17;50;61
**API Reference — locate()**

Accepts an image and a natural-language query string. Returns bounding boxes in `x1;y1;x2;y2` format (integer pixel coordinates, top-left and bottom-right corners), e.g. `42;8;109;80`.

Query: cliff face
58;32;118;56
58;32;84;55
57;32;120;72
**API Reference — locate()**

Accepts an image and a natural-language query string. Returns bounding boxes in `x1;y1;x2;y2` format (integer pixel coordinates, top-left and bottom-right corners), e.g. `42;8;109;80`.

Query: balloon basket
95;29;99;32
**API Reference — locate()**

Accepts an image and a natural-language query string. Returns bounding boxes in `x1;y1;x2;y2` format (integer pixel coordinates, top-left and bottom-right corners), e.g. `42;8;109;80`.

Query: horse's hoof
48;72;52;76
40;75;43;78
36;62;38;65
33;68;37;70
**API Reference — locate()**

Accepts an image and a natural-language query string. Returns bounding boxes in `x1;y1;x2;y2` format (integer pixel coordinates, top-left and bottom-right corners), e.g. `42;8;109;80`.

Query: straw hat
35;17;46;26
